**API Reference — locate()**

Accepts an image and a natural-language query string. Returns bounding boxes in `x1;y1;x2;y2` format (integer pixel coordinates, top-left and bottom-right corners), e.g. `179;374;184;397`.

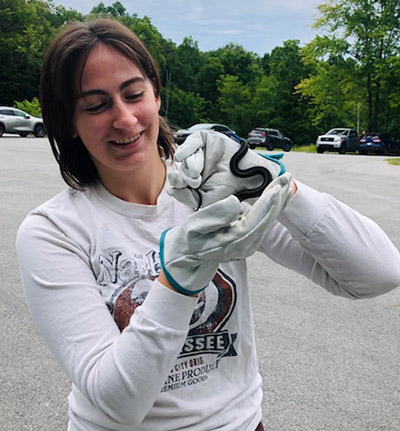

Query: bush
14;97;42;117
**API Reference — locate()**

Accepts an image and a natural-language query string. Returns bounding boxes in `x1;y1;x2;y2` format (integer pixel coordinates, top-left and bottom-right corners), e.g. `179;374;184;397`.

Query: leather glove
160;173;292;295
168;130;286;209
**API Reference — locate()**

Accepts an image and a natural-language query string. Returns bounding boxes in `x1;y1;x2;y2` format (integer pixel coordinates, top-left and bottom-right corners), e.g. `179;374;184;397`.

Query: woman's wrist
157;271;198;297
290;179;298;197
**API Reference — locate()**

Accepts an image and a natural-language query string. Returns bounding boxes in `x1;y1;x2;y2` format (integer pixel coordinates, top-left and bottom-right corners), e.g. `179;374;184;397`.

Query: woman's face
72;43;161;182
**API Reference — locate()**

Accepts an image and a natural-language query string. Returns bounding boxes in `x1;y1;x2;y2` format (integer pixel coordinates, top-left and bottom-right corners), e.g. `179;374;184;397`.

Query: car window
14;110;27;117
268;130;278;136
328;129;347;136
0;109;15;116
349;131;357;137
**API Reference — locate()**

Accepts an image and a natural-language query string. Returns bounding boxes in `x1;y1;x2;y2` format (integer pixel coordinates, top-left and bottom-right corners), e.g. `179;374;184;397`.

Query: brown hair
40;18;174;189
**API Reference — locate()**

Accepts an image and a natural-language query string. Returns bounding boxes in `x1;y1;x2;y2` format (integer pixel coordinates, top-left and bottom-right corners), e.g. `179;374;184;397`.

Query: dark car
316;128;360;154
247;128;292;151
359;133;400;155
173;123;245;145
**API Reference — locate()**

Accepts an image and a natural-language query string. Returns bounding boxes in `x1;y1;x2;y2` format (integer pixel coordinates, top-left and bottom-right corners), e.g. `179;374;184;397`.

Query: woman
16;18;400;431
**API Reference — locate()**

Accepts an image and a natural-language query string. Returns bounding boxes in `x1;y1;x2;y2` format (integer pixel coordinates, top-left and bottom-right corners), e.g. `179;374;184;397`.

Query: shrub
14;97;42;117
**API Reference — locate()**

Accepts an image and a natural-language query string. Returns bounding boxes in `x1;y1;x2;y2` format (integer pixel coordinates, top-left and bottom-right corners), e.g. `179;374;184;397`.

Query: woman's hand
168;130;287;208
160;173;293;296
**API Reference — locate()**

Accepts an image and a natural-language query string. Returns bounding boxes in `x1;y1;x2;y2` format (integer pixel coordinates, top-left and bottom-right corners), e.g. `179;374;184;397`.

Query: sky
53;0;321;56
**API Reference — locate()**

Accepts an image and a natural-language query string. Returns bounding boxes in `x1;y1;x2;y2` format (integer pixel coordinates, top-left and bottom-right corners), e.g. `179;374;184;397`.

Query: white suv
0;106;46;137
316;128;360;154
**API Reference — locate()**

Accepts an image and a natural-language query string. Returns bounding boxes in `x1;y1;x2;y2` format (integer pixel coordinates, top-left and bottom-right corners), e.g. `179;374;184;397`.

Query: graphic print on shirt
96;249;238;391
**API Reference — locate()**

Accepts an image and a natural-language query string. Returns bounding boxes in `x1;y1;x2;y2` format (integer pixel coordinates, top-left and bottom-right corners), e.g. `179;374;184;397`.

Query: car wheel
267;144;274;151
0;123;5;137
34;124;46;137
338;142;347;154
317;147;324;154
249;144;256;149
19;132;28;137
283;142;291;152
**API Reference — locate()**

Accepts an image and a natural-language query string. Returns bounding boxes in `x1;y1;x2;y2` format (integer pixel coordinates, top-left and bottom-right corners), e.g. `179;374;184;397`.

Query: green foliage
165;85;208;129
2;0;399;142
14;97;42;117
217;75;254;136
386;158;400;166
90;1;127;17
296;57;360;131
248;40;317;145
0;0;83;106
210;44;262;85
305;0;400;134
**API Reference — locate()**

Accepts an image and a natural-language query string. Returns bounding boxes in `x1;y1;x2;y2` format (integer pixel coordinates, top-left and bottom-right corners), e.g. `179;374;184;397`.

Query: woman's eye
85;103;107;113
126;91;144;101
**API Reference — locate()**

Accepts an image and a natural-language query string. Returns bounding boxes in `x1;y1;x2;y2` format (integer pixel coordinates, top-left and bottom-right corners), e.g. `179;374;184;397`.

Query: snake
193;138;284;210
229;139;273;202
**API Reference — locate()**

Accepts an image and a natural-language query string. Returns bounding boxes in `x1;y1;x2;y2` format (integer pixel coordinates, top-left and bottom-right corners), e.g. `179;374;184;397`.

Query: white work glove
160;173;292;295
168;130;286;209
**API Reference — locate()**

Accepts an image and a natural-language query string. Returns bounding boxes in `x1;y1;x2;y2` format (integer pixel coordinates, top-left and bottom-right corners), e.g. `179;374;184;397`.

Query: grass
255;145;400;162
292;144;316;153
386;158;400;166
254;144;317;153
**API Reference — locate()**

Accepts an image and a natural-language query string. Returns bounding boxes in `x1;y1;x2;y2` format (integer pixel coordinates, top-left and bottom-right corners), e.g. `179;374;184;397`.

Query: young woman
16;18;400;431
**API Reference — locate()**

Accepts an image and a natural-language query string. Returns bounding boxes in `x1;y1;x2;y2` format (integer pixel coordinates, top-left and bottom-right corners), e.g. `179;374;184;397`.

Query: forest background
1;0;400;146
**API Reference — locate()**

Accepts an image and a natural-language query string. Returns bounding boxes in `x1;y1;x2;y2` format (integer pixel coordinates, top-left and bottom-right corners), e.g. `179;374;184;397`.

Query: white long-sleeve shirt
16;166;400;431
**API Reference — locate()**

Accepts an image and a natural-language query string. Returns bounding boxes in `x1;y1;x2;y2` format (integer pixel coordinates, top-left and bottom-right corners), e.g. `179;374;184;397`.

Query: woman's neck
98;158;167;205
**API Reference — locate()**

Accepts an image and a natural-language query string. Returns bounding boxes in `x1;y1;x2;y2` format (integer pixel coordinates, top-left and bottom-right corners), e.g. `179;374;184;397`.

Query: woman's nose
112;101;138;129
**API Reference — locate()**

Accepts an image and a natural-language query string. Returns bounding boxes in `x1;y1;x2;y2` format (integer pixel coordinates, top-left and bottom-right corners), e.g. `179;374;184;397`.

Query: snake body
230;139;273;201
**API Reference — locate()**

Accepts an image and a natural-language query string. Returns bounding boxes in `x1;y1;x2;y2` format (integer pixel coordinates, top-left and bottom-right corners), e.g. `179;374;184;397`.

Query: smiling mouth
109;133;141;146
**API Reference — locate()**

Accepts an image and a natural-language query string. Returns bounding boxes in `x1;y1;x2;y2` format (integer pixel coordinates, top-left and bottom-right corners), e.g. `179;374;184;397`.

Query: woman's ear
71;125;78;139
156;95;161;112
151;81;161;111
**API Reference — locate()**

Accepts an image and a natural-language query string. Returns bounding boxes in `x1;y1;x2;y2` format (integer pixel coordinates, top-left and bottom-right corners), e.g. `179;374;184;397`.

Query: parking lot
1;136;399;430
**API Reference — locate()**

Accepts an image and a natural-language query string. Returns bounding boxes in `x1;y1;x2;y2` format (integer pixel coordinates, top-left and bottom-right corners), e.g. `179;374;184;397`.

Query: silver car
316;128;360;154
0;106;46;137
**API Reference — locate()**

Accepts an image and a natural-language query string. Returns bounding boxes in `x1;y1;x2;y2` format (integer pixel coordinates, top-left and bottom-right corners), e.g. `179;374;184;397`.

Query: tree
295;55;361;132
210;44;262;86
90;1;127;17
168;37;204;93
250;40;314;145
310;0;400;132
217;75;254;136
0;0;59;105
164;85;207;129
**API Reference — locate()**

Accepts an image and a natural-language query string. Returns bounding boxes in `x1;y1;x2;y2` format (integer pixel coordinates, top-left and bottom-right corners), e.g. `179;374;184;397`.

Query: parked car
316;128;359;154
173;123;245;145
0;106;46;137
247;127;292;151
359;133;400;155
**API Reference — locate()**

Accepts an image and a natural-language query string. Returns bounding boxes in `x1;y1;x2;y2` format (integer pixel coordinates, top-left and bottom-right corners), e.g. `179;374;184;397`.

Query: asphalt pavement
1;136;399;430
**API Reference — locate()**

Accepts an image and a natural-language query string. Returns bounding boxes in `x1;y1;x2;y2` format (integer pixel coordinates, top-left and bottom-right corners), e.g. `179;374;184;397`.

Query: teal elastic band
258;152;286;176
